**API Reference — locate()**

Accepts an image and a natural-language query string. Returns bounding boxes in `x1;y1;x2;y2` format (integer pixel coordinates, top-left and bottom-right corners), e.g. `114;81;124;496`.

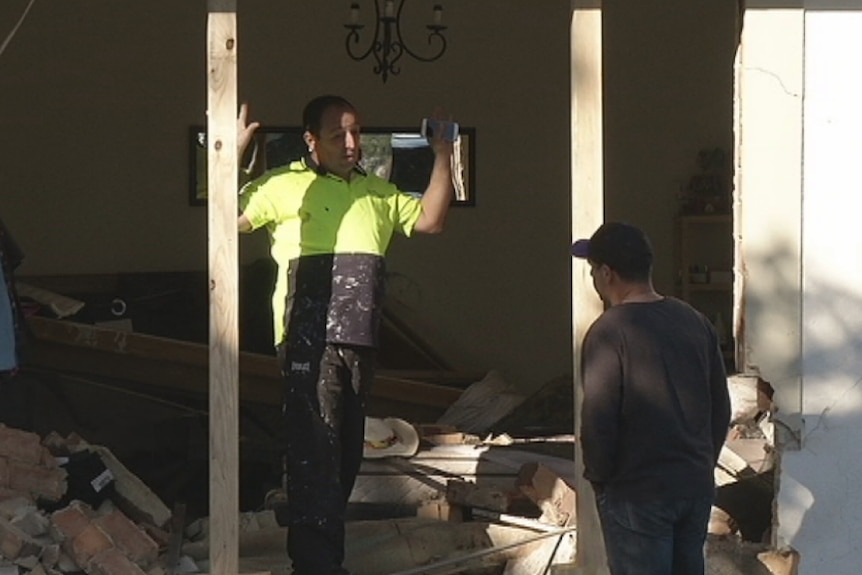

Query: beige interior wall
602;0;738;295
0;0;735;392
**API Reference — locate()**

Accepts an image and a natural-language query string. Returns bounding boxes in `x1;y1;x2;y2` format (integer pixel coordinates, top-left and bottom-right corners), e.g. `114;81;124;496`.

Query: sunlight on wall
774;472;814;544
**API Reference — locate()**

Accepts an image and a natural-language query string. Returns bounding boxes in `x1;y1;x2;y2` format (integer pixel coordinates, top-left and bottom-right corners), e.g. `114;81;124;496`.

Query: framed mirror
189;125;476;207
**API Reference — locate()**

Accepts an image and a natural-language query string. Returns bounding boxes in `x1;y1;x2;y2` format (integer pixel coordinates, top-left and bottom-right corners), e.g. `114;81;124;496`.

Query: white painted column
783;5;862;573
739;3;862;573
735;5;805;444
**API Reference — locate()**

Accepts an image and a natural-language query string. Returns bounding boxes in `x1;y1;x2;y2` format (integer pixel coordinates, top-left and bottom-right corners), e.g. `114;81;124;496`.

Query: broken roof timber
25;316;467;417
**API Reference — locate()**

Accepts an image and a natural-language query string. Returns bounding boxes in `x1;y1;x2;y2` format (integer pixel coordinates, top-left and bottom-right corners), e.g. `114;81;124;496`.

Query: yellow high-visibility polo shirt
240;159;423;346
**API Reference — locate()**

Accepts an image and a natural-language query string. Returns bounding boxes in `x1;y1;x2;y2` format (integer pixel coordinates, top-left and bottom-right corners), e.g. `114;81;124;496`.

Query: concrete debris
515;463;576;528
711;377;776;545
182;513;575;575
0;425;165;575
704;536;773;575
416;499;463;522
436;370;526;435
0;367;791;575
413;423;472;446
757;547;800;575
708;507;738;537
446;480;510;513
727;374;773;425
79;447;171;530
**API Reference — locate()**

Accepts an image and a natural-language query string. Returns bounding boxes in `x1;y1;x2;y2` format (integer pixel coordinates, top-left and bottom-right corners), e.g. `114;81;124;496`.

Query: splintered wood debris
0;370;798;575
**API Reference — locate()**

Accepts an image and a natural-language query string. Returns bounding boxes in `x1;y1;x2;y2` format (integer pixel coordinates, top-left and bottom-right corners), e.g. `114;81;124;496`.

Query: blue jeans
595;491;713;575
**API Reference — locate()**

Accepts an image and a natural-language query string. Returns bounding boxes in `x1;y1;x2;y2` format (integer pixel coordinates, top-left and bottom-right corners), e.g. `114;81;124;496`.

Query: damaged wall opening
713;374;776;544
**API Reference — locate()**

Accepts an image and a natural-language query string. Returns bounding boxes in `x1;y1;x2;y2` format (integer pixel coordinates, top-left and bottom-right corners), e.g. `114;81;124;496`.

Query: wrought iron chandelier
345;0;447;83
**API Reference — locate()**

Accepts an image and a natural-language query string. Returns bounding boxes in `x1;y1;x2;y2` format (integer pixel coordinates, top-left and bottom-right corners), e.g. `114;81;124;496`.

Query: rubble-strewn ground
707;536;772;575
0;366;790;575
5;367;284;524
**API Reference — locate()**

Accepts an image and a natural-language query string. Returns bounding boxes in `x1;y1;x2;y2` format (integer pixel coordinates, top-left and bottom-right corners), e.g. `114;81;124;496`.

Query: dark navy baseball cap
572;222;654;278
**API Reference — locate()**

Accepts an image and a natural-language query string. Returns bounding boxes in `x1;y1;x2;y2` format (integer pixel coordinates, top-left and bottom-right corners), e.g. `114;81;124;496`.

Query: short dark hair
572;222;654;282
302;95;356;136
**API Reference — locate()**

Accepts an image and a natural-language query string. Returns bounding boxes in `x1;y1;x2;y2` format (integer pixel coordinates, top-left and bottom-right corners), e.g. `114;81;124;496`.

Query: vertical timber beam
206;2;239;575
571;1;607;573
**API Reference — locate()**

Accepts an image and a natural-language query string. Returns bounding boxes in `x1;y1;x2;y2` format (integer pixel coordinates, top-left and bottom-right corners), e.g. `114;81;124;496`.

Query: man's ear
600;264;616;283
303;131;315;152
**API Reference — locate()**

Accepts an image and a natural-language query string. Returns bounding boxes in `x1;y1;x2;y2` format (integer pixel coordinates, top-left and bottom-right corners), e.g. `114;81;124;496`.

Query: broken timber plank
352;445;521;508
515;462;577;527
471;508;560;533
351;444;576;515
383;521;577;575
25;316;463;419
165;502;187;575
182;518;575;575
446;479;510;512
757;547;800;575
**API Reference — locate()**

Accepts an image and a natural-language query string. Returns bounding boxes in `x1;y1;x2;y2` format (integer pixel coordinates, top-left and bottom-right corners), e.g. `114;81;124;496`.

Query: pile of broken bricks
0;424;171;575
0;369;803;575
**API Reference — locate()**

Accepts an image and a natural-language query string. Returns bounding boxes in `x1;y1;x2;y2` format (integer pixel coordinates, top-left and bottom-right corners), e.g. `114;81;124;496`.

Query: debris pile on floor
710;374;776;543
0;365;800;575
0;425;168;575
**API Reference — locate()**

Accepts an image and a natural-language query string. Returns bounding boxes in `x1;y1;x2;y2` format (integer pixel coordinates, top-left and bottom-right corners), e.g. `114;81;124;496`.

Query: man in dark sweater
572;222;731;575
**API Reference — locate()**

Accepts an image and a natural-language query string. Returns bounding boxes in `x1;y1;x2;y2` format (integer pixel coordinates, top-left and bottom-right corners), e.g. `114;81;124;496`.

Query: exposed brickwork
50;502;92;541
94;509;159;566
88;547;148;575
0;457;10;486
0;425;47;466
7;460;67;502
39;541;61;569
0;486;30;503
9;506;51;538
67;523;114;568
0;516;43;559
0;428;174;575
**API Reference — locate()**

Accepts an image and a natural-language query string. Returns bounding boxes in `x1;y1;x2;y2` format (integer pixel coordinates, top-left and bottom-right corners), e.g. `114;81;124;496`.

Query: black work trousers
282;341;374;575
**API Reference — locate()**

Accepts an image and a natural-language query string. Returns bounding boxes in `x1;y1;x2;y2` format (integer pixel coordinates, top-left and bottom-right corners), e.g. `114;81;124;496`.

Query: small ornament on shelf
678;147;731;215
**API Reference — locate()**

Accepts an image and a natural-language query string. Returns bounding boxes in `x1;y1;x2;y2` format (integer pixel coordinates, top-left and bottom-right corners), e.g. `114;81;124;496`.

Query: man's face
307;105;361;180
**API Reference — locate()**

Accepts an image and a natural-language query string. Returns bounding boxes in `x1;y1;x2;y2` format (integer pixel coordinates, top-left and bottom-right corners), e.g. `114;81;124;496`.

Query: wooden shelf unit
675;214;734;361
676;214;733;299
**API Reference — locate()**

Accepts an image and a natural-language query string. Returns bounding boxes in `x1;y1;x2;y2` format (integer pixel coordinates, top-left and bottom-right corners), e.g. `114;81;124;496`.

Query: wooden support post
206;2;239;575
571;0;607;573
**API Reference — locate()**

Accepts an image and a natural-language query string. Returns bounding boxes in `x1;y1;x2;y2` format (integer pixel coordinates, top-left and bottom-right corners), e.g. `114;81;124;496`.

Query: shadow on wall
743;236;862;551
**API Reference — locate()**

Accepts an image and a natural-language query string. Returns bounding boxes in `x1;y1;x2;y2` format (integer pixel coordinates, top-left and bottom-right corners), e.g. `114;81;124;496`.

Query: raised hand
237;102;260;157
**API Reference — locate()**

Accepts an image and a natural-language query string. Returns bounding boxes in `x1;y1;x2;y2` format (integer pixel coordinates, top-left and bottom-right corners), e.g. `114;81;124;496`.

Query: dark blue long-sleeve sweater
580;297;731;500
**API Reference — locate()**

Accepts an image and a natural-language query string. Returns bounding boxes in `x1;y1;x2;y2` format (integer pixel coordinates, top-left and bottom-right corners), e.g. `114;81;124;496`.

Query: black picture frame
189;125;476;207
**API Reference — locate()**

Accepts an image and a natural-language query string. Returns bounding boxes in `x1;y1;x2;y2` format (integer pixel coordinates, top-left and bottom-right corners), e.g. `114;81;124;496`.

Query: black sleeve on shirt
580;324;623;485
709;331;732;464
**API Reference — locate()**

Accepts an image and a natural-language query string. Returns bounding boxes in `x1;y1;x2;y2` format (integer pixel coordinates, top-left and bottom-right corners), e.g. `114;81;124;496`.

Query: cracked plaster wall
738;6;862;574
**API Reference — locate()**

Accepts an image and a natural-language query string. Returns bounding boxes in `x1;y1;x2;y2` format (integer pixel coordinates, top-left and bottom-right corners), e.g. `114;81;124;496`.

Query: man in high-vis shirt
237;95;455;575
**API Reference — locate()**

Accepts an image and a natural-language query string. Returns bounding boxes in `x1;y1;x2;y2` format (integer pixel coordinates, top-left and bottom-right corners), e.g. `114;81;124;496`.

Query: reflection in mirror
189;126;475;206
